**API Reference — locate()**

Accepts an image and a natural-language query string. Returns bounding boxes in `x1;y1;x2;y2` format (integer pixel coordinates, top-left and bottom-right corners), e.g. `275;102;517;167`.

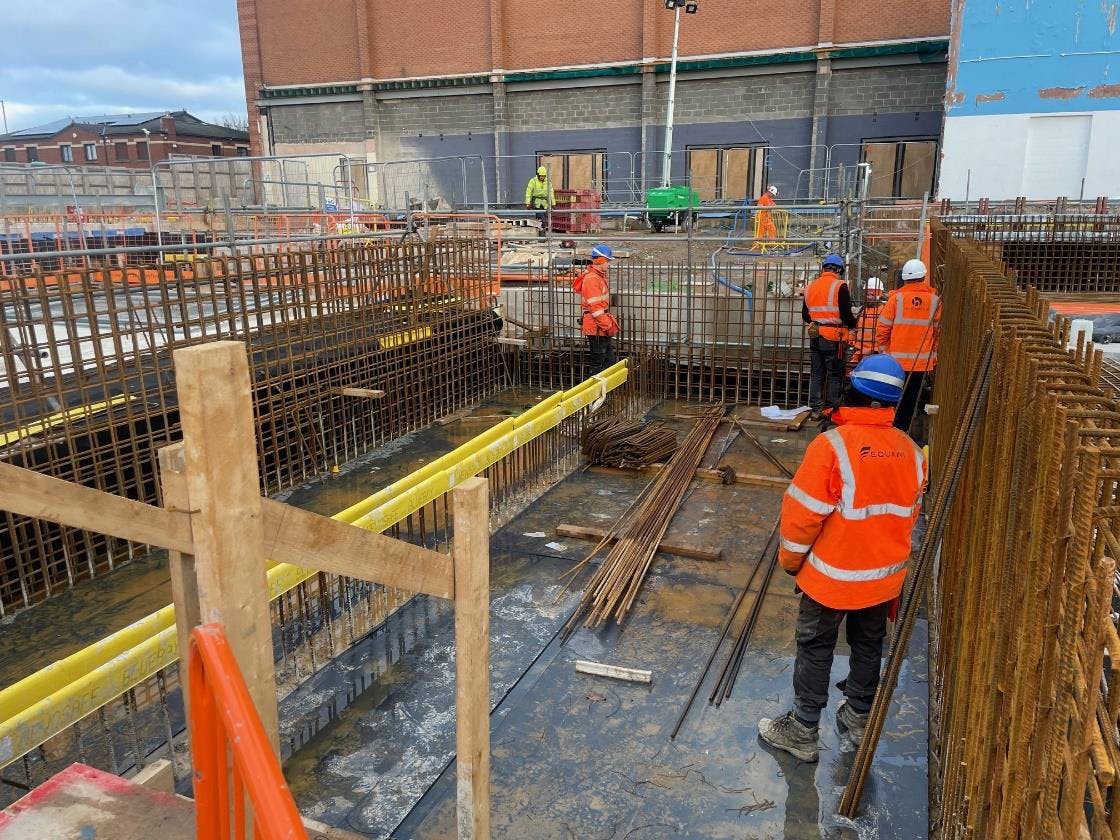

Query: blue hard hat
822;254;845;270
850;354;906;404
591;243;615;261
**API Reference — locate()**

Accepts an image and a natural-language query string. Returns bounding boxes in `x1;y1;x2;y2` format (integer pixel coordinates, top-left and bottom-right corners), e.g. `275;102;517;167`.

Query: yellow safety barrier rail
0;394;137;448
0;361;627;768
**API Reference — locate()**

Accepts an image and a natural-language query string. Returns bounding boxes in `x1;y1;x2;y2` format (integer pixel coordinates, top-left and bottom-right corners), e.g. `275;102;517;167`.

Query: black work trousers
792;593;891;727
808;335;845;411
587;335;617;374
893;370;928;435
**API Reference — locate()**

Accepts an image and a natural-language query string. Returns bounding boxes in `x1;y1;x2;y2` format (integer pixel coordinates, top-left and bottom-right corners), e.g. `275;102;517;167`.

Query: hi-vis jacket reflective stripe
876;280;940;371
804;270;848;341
572;263;619;337
525;176;556;209
779;406;927;610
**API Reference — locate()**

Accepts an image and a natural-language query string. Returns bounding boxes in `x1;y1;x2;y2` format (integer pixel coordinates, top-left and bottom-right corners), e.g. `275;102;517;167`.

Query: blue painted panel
951;0;1120;116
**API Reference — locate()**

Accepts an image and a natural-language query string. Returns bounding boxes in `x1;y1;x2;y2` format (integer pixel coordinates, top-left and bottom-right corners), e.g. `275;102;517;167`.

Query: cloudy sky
1;0;246;133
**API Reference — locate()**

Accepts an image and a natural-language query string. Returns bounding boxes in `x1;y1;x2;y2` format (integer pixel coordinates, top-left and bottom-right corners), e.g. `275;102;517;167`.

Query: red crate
553;189;602;233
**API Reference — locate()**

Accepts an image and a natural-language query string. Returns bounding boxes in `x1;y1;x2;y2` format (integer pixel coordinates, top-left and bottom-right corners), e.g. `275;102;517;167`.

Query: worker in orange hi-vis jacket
756;185;779;239
847;277;885;368
572;243;621;374
758;353;927;763
876;258;940;436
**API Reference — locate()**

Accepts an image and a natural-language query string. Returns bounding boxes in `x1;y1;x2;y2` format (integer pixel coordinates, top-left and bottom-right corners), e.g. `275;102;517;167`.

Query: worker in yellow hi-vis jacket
525;166;556;238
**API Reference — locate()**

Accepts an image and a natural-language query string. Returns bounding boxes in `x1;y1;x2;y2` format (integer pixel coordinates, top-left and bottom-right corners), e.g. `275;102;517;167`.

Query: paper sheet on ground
761;405;811;421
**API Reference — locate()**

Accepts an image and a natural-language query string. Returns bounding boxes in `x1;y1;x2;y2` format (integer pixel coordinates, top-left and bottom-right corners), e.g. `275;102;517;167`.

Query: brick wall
255;0;361;86
247;0;950;88
651;73;817;125
828;64;948;117
506;85;642;132
378;95;495;138
269;102;367;144
834;0;950;44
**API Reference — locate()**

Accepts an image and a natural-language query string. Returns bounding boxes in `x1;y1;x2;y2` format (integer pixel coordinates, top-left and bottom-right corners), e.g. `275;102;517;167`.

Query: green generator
645;185;700;232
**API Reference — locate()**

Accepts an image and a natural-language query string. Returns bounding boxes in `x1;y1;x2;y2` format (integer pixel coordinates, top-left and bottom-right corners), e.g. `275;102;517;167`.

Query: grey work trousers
808;336;845;411
792;592;891;727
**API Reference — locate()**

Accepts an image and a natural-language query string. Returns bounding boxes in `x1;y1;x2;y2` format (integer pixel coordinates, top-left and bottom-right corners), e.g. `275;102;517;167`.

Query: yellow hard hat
537;166;547;177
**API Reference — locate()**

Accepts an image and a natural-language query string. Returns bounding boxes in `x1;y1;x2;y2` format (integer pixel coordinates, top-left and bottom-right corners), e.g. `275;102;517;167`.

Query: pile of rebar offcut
561;405;724;635
580;415;679;468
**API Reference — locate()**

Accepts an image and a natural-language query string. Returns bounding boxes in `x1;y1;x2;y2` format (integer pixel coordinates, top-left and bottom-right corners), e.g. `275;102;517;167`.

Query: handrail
189;623;307;840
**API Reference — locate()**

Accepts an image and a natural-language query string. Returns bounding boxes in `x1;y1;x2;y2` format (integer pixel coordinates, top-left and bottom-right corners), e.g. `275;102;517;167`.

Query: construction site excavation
3;2;1120;838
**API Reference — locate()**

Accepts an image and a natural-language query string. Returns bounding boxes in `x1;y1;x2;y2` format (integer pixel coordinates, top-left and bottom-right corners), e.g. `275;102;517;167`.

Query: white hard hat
901;259;927;281
866;277;884;292
767;185;778;196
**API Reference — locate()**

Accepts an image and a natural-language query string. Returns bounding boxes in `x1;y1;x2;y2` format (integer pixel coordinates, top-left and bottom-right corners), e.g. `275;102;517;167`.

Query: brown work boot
758;711;819;762
837;701;869;746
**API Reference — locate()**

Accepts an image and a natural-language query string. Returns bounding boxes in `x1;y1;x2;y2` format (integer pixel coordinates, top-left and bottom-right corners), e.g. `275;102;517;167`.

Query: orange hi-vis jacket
876;280;940;371
848;302;882;366
779;406;927;610
804;270;849;341
573;262;620;337
756;191;777;239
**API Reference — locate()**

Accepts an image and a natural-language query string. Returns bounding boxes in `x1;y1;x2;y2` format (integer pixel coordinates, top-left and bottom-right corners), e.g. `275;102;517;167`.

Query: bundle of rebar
670;426;794;736
580;415;678;467
562;405;724;634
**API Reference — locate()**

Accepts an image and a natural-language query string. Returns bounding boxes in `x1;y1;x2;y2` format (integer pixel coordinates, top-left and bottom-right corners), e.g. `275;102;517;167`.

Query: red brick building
0;112;250;169
237;0;951;202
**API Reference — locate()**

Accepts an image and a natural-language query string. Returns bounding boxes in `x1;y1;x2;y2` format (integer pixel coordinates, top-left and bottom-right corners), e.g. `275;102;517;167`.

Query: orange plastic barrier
189;624;307;840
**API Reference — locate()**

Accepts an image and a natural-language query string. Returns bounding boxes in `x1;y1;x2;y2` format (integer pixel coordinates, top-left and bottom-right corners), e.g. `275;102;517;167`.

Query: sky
1;0;246;133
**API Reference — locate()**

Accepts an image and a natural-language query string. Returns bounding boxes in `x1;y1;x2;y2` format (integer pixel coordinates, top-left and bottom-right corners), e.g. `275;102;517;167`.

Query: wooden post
452;477;490;840
173;341;280;757
158;443;200;714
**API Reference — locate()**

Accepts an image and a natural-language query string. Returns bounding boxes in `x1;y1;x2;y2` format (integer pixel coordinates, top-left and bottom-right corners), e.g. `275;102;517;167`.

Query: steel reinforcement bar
0;238;503;615
925;220;1120;839
0;360;629;790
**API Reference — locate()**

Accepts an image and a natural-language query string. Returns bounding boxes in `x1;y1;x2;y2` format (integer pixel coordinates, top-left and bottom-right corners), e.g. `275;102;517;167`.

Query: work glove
807;322;820;339
526;203;534;210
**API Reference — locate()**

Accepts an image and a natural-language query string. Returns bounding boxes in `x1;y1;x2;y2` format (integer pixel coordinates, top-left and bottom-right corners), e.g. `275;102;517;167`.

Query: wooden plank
335;387;386;399
260;499;454;599
555;524;722;562
0;460;192;554
173;341;280;757
452;477;490;840
131;759;174;795
158;444;200;726
574;660;652;684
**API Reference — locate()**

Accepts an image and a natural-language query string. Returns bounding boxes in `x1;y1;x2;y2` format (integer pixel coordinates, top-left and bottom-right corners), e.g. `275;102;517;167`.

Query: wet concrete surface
281;405;929;838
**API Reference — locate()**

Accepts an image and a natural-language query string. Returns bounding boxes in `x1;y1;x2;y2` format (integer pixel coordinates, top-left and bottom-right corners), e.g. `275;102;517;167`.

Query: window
114;142;129;162
136;141;149;161
235;146;249;157
686;146;767;201
25;146;38;163
861;139;938;199
60;144;73;162
84;143;97;162
536;150;606;197
3;148;14;163
211;144;223;157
